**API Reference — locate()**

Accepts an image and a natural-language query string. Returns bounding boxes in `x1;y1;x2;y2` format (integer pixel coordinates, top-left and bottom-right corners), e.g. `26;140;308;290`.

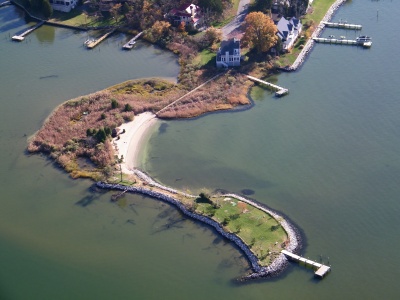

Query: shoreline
96;179;302;281
113;112;158;172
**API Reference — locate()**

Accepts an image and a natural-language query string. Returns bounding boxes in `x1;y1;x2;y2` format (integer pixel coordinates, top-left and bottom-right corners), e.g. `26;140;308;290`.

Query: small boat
328;35;335;38
84;38;95;45
356;36;371;42
340;36;346;39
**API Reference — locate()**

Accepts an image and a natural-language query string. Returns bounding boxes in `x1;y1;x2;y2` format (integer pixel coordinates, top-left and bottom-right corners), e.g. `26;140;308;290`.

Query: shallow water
1;1;400;299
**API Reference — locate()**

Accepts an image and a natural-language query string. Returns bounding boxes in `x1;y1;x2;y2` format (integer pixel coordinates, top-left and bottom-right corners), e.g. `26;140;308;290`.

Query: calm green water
1;1;399;299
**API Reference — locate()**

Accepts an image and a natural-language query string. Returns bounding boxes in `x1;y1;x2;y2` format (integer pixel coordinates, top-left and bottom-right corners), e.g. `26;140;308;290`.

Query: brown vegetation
28;75;252;180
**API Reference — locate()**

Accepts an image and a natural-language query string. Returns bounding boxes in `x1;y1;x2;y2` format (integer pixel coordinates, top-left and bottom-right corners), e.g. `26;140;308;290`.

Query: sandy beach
113;112;158;173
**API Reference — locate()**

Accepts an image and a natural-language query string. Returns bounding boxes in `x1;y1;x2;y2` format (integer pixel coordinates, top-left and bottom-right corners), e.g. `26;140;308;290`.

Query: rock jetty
97;170;302;281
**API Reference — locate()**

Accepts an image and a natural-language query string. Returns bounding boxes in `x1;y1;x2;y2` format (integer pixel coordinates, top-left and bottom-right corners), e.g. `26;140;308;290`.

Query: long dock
313;37;372;48
246;75;289;97
122;31;143;50
12;21;45;41
323;21;362;30
281;250;331;278
86;29;115;49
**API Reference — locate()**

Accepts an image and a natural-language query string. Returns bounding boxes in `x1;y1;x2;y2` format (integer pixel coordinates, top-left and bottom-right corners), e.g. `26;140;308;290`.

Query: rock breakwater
97;173;302;280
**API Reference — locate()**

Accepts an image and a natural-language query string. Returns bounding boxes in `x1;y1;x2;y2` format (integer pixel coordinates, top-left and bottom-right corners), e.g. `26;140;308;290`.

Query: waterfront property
49;0;77;13
276;16;302;52
165;3;203;29
216;38;241;68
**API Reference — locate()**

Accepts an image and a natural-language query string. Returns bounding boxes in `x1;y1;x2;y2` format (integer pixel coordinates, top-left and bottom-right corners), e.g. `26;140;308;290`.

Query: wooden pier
122;31;143;50
12;21;45;41
313;37;372;48
86;29;115;49
281;250;331;278
246;75;289;97
323;21;362;30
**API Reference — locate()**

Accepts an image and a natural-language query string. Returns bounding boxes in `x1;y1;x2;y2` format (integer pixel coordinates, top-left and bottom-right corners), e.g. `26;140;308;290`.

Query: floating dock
313;37;372;48
323;21;362;30
86;29;115;49
281;250;331;278
12;21;45;41
246;75;289;97
122;31;143;50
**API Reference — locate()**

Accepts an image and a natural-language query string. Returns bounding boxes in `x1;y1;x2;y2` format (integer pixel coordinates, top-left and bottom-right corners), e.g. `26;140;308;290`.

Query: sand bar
113;112;158;173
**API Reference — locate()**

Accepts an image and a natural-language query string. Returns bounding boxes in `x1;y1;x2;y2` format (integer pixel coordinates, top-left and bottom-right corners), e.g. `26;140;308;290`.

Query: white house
276;16;302;51
49;0;77;13
216;38;240;68
166;3;203;29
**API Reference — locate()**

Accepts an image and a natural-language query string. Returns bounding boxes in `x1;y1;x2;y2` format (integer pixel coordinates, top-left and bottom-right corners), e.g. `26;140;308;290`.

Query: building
276;16;302;52
49;0;77;12
165;3;203;29
216;39;241;68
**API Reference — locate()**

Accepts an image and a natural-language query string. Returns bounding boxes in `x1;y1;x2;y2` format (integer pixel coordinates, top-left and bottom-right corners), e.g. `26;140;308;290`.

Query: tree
198;0;223;14
42;0;53;18
146;21;170;43
242;12;278;53
111;98;119;109
110;3;122;23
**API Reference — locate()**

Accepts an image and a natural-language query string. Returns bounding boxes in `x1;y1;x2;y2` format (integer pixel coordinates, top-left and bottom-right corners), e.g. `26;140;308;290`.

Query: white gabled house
276;16;302;52
216;38;241;68
49;0;77;12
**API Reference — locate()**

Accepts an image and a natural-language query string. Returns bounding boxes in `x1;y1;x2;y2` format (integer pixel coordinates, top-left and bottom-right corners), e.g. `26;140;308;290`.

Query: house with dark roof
276;16;302;52
216;39;241;68
165;3;203;29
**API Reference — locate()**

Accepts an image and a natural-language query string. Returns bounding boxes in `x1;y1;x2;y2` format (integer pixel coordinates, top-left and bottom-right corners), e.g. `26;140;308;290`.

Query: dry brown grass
28;72;253;180
158;71;252;118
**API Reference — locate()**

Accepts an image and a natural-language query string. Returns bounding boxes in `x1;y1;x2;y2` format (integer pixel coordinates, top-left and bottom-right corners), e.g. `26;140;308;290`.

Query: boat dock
12;21;45;41
246;75;289;97
281;250;331;278
323;21;362;30
86;29;115;49
122;31;143;50
313;37;372;48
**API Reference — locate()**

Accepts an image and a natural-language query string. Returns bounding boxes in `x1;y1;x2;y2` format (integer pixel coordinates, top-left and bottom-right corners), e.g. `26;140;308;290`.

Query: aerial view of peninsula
1;0;399;299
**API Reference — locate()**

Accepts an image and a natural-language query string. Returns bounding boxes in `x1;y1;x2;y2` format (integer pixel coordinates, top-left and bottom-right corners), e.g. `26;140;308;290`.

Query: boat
328;35;335;38
356;36;371;42
340;36;346;39
84;38;95;46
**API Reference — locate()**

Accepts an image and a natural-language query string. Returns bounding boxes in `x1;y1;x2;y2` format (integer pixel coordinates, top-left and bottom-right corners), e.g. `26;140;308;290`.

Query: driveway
221;0;250;40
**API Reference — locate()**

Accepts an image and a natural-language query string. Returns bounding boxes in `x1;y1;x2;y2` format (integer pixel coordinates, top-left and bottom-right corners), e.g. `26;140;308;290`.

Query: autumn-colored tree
146;21;171;43
110;3;122;23
242;12;278;53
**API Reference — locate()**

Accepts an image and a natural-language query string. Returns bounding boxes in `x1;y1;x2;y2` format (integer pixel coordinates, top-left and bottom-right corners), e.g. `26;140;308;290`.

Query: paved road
221;0;250;40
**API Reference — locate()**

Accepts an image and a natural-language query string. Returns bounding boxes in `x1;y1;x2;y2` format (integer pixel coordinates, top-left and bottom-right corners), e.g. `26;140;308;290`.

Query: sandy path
113;112;158;173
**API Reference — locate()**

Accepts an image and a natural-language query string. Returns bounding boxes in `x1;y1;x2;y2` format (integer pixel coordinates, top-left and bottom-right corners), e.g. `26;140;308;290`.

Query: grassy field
194;195;288;266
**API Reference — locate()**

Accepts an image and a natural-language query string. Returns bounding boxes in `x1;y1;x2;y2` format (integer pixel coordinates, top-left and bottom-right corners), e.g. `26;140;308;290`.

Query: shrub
111;98;119;109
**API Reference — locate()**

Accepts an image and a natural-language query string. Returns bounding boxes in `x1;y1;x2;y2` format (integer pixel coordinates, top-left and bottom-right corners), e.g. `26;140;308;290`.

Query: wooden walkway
86;29;115;49
12;21;45;41
155;72;225;116
246;75;289;97
122;31;143;50
281;250;331;278
323;21;362;30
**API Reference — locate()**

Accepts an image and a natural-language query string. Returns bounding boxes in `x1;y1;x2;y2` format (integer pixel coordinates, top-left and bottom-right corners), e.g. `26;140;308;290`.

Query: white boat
356;36;371;42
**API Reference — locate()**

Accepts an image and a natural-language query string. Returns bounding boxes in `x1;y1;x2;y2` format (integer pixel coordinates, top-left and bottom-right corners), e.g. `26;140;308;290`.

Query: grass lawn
194;49;216;67
195;196;288;266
